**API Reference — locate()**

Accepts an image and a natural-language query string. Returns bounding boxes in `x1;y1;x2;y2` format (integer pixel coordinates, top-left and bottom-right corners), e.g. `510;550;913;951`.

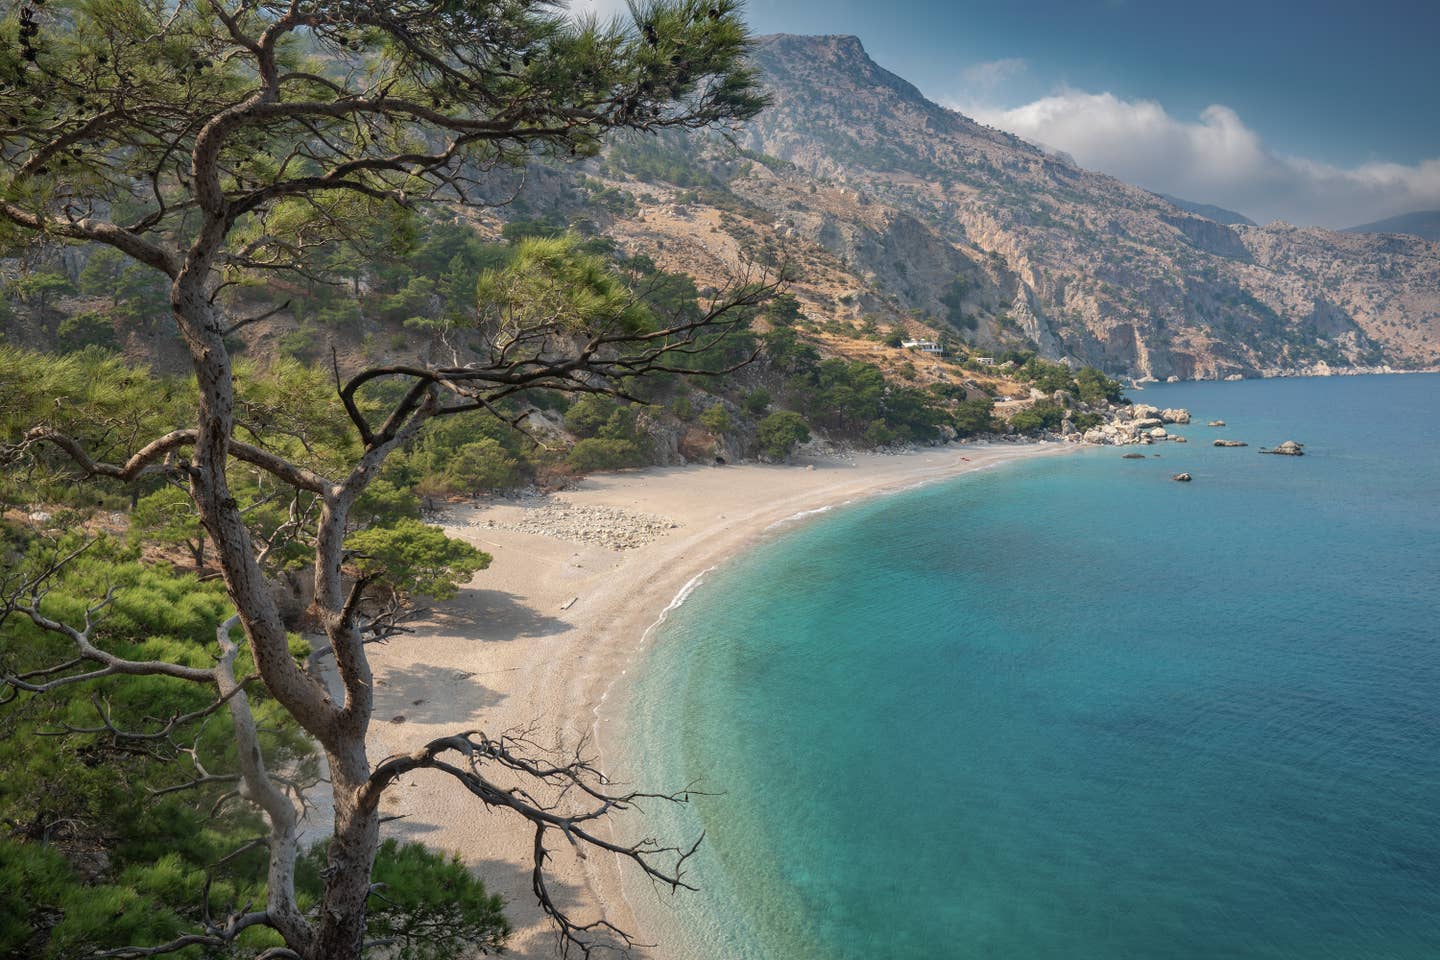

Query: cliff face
728;34;1440;377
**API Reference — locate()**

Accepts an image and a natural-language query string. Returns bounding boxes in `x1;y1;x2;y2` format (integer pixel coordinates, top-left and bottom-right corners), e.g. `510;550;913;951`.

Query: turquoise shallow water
627;374;1440;959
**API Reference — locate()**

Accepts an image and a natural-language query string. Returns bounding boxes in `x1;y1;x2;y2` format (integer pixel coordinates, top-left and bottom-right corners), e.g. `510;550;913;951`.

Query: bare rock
1130;403;1161;421
475;500;681;549
1172;472;1192;482
1148;426;1168;439
1261;440;1305;456
1208;420;1226;427
1160;408;1191;424
1213;439;1248;447
1173;436;1187;443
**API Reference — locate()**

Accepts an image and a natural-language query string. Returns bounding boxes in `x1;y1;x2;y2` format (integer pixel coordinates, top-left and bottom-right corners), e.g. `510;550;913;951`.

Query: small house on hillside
901;339;944;355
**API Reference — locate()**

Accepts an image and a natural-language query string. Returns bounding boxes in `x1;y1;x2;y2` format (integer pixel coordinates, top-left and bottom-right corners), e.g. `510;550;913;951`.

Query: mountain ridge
711;33;1438;378
1156;194;1259;227
1342;210;1440;243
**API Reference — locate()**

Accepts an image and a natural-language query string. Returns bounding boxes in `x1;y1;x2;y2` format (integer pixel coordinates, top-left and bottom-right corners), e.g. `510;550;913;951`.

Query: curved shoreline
363;441;1069;958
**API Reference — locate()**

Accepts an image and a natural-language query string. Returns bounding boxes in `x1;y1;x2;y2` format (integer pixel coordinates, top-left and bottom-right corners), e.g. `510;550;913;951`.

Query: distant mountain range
1342;210;1440;243
1157;194;1257;227
733;34;1439;376
510;34;1439;379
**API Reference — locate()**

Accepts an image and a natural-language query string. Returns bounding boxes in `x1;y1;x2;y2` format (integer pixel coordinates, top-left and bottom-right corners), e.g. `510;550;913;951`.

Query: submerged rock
1122;453;1147;459
1213;439;1248;447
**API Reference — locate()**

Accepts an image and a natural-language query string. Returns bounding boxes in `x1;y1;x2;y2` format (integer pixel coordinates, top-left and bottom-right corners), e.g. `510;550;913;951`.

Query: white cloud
960;57;1028;94
958;89;1440;229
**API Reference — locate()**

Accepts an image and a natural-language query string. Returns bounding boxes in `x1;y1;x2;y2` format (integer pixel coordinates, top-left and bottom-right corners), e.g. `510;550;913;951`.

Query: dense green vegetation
0;535;504;958
0;0;776;953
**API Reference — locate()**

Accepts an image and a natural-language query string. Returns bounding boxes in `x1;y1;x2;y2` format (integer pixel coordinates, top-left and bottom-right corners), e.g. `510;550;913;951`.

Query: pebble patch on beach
471;500;680;550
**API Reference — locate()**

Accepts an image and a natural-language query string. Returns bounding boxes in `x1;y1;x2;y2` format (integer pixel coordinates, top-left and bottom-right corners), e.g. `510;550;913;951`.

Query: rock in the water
1262;440;1305;456
1213;439;1248;447
1129;403;1161;421
1122;453;1147;459
1208;420;1226;427
1147;426;1168;439
1173;436;1187;443
1172;473;1192;482
1134;417;1164;430
1160;408;1191;424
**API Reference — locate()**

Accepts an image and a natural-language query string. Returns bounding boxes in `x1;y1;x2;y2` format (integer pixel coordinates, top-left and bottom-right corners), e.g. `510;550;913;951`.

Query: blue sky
572;0;1440;227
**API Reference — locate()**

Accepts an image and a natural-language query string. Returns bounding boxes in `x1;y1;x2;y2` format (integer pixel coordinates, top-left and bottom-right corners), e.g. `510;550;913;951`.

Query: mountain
1157;194;1258;227
690;34;1439;378
14;34;1434;385
1342;210;1440;243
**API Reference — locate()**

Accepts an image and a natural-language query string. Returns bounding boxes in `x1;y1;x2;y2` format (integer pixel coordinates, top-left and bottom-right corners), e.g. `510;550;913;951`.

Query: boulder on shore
1262;440;1305;456
1172;473;1192;482
1160;408;1191;424
1213;439;1248;447
1148;426;1168;439
1129;403;1161;421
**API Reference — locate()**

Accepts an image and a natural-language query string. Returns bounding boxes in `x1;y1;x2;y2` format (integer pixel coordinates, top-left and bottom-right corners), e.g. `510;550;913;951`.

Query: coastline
363;441;1067;958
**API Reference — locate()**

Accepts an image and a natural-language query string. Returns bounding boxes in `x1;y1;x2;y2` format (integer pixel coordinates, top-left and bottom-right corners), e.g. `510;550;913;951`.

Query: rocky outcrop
1129;404;1161;421
1160;408;1191;424
738;35;1440;376
1261;440;1305;456
472;500;681;549
1213;439;1248;447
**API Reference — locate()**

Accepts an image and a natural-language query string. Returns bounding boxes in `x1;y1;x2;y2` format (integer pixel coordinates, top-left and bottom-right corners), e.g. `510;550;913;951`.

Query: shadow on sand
374;661;508;725
424;587;571;643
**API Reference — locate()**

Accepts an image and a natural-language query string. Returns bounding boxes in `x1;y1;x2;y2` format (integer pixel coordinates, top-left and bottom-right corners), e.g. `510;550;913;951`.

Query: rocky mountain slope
6;34;1436;387
720;34;1439;379
1157;195;1257;228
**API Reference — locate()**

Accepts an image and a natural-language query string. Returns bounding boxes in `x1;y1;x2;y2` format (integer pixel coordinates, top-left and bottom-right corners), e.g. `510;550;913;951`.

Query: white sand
364;442;1065;958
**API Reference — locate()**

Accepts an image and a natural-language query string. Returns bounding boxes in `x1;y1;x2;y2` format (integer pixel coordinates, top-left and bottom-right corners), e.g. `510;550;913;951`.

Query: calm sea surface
626;374;1440;959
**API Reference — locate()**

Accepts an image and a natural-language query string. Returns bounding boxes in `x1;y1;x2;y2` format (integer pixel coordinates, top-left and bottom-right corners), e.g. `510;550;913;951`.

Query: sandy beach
364;441;1064;958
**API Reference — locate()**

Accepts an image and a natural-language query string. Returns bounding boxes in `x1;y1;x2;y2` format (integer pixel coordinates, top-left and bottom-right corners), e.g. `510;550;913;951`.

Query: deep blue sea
626;374;1440;959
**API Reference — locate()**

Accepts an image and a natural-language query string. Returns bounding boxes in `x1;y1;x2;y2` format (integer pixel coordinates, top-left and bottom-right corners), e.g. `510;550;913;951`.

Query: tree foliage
755;410;809;460
346;519;490;601
0;0;774;957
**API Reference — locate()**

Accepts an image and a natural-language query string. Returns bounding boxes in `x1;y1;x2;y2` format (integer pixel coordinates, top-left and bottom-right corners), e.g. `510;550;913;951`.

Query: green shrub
756;411;810;460
741;388;771;415
567;437;643;472
564;395;619;438
55;311;117;352
699;404;731;435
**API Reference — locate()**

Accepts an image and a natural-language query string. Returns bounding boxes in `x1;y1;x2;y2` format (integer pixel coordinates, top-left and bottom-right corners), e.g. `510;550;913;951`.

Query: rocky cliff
713;34;1439;378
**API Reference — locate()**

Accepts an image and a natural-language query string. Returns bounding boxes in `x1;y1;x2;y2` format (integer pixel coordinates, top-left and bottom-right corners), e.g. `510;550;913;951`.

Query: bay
628;373;1440;959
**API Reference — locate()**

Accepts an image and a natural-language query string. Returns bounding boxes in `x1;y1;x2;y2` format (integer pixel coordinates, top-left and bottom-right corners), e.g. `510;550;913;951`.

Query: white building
901;339;944;355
